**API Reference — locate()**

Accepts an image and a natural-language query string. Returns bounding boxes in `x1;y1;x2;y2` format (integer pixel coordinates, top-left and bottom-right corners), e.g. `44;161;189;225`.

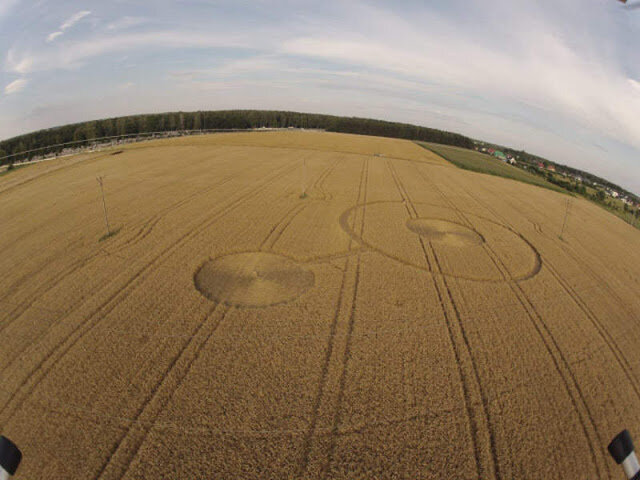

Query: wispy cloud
280;28;640;151
46;10;91;43
4;78;27;95
5;48;33;75
9;31;250;73
61;10;91;30
107;16;147;31
46;31;63;43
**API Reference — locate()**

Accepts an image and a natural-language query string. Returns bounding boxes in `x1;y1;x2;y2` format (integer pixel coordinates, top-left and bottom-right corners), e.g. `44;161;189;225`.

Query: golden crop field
1;131;640;479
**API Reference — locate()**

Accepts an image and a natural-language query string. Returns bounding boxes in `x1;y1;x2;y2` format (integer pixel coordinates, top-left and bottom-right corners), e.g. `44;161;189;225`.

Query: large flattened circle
340;201;541;282
194;252;315;307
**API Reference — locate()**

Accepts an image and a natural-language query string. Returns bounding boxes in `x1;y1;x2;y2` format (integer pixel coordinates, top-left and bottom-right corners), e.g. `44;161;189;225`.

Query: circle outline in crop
338;200;541;282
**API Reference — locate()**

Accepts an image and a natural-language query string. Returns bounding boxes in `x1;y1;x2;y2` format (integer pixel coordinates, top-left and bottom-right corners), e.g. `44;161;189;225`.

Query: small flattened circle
406;218;484;247
195;252;315;308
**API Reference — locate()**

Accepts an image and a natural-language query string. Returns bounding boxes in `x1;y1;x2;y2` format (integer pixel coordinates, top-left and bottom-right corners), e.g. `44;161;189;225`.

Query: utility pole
96;176;111;236
560;197;572;240
301;158;308;198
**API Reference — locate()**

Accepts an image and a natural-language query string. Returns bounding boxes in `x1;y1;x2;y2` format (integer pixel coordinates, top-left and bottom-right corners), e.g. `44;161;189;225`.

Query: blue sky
1;0;639;193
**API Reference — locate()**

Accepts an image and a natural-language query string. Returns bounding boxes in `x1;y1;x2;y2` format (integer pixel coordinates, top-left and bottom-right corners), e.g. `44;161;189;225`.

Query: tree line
0;110;473;164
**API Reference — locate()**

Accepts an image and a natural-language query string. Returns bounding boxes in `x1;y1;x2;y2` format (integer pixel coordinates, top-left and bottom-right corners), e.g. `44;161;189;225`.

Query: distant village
475;144;640;209
477;146;518;165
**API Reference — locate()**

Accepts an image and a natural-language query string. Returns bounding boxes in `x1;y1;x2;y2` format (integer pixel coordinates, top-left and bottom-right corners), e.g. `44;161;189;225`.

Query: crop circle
406;218;484;247
194;252;315;307
339;201;541;282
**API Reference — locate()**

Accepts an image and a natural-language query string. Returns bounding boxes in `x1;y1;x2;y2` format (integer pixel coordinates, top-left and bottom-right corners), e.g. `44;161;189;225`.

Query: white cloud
280;30;640;151
5;48;33;75
215;56;284;76
4;78;27;95
46;31;63;43
9;31;250;73
46;10;91;43
107;16;147;31
60;10;91;30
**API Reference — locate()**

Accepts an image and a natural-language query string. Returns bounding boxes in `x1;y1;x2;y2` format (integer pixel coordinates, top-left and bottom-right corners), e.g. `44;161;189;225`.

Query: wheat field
1;131;640;479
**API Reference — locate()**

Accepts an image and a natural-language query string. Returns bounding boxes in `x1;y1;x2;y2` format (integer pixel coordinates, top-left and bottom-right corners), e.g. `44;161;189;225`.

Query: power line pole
560;197;572;240
301;157;308;198
96;176;111;236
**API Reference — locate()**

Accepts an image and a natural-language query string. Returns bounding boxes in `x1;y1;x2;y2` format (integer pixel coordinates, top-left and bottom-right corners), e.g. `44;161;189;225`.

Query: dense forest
0;110;473;163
